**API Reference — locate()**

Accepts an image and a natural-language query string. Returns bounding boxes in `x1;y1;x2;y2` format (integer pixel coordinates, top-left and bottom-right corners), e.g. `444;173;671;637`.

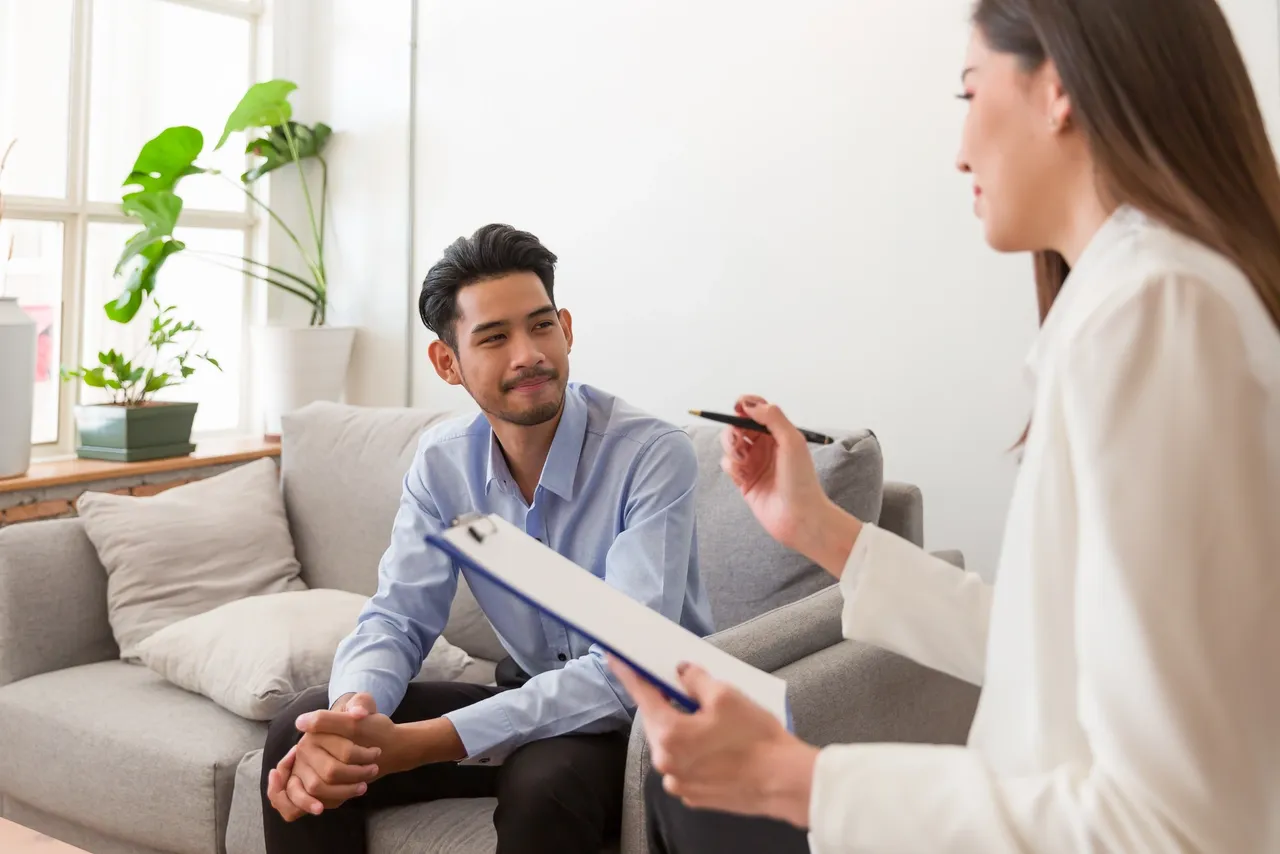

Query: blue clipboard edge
425;533;702;715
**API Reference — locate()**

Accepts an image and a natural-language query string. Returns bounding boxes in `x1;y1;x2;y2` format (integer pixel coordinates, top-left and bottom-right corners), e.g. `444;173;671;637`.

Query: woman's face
956;29;1072;253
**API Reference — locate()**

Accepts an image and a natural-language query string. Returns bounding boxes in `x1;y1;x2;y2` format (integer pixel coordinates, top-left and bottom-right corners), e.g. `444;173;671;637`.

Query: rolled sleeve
328;442;459;714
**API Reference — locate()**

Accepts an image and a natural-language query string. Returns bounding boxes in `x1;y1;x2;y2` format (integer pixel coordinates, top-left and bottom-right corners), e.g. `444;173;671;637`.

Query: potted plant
108;79;354;437
62;300;220;462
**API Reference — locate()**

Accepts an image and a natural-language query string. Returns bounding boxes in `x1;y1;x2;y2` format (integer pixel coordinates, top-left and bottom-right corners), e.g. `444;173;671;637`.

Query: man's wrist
401;717;468;767
331;692;356;712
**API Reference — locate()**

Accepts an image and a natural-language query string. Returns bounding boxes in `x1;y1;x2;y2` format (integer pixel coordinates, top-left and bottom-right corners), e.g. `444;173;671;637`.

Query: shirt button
557;653;567;662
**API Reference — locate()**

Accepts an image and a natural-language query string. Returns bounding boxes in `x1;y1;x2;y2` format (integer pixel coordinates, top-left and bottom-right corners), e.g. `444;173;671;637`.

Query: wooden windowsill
0;436;280;494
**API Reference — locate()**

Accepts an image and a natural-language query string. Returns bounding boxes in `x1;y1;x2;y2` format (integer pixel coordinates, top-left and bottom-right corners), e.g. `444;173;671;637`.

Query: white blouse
809;207;1280;853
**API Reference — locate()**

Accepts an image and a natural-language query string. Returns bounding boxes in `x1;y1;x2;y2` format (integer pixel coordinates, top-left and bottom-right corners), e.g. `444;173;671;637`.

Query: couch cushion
76;457;307;660
280;402;507;662
685;425;883;631
0;660;267;854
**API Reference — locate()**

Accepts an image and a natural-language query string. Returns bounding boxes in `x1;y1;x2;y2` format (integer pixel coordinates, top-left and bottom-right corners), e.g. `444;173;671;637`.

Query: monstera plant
110;79;333;325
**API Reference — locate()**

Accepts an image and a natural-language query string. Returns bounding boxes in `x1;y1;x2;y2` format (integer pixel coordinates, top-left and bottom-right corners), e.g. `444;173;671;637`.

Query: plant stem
194;254;319;309
280;122;326;321
218;172;324;287
186;249;320;296
318;155;328;266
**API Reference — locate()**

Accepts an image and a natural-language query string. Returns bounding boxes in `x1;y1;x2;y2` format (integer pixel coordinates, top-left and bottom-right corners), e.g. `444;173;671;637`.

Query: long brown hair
973;0;1280;330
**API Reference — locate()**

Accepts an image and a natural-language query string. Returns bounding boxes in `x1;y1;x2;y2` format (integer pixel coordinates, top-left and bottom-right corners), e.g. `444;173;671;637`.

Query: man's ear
428;339;464;386
558;308;574;353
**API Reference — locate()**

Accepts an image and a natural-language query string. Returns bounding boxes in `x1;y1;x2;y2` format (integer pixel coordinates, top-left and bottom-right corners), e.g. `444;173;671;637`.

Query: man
260;223;713;854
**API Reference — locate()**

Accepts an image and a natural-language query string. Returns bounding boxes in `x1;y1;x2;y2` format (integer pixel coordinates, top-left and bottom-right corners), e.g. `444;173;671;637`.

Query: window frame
4;0;266;458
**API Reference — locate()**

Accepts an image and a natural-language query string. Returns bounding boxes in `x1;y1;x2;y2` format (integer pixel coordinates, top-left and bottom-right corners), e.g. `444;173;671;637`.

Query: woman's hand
609;656;819;828
723;395;863;575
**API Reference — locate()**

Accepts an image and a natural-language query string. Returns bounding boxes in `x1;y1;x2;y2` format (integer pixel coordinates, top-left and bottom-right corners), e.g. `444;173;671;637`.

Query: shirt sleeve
444;430;700;764
328;443;459;714
808;276;1279;853
838;524;993;686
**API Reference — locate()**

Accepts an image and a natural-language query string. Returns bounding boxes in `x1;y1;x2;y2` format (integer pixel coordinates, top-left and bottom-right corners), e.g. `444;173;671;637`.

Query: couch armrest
781;639;979;748
0;519;117;687
879;481;923;546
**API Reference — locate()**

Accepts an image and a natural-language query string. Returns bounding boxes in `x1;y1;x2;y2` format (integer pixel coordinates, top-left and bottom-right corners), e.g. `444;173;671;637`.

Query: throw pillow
686;425;884;631
77;456;306;659
136;589;477;720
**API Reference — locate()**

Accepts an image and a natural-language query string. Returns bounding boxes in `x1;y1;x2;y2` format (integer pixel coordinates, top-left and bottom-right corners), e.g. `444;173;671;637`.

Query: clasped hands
266;692;400;822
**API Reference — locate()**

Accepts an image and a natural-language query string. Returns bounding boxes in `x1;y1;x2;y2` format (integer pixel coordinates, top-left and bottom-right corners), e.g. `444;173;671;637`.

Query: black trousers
260;672;628;854
645;768;810;854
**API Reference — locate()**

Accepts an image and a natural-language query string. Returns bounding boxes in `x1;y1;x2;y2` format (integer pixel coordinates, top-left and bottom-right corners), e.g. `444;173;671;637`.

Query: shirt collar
1025;204;1144;380
483;384;588;502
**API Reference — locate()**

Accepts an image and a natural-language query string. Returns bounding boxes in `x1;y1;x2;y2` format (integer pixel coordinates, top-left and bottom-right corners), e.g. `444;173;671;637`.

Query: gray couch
0;402;980;854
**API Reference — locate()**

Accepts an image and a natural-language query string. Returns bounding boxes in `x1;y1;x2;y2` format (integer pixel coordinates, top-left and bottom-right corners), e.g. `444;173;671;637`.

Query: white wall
267;0;413;407
290;0;1280;576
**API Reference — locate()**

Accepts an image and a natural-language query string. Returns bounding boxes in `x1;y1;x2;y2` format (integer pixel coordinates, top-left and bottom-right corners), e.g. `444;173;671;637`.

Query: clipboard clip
452;512;498;544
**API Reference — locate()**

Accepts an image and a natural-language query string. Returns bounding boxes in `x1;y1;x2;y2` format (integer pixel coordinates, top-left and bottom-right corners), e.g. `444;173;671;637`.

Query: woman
608;0;1280;851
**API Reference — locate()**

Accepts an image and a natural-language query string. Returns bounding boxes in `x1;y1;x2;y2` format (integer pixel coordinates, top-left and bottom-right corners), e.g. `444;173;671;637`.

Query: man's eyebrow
470;319;509;335
469;306;555;336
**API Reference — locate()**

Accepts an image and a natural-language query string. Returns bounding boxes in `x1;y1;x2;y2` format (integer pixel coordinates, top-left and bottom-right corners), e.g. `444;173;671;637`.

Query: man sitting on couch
261;223;713;854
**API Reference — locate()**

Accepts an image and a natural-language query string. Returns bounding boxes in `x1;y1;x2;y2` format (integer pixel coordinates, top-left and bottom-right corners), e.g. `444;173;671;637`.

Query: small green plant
109;79;332;325
62;300;221;406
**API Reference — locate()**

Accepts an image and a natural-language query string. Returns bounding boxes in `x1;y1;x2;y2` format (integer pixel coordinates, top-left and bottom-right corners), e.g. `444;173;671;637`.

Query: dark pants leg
494;730;629;854
644;768;810;854
261;680;504;854
261;674;629;854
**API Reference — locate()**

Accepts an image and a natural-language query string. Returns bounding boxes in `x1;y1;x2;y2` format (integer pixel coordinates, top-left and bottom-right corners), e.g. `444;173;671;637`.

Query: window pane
1;220;65;444
0;0;74;198
83;223;245;434
88;0;251;211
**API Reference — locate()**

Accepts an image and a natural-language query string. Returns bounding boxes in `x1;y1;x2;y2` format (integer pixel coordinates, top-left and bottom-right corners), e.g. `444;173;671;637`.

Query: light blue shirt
329;383;713;764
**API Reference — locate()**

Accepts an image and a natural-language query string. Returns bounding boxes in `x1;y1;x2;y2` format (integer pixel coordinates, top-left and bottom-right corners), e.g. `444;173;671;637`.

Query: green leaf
79;367;107;389
115;192;183;278
242;121;332;183
128;365;146;384
204;354;221;370
216;79;297;150
104;378;122;390
180;365;195;379
107;239;186;323
123;126;205;194
144;370;169;393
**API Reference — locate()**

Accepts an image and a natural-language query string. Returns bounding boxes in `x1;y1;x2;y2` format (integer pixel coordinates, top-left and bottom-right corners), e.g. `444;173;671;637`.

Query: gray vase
0;296;36;478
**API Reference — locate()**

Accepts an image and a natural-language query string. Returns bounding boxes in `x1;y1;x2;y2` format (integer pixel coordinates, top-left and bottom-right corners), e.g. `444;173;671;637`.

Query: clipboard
425;513;791;729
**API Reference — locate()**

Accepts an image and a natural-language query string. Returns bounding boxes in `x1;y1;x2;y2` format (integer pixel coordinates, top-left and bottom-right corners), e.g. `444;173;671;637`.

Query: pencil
688;409;835;445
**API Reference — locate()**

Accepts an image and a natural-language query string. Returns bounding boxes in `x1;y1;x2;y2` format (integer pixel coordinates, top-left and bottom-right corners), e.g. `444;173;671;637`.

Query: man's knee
264;685;330;766
496;736;625;826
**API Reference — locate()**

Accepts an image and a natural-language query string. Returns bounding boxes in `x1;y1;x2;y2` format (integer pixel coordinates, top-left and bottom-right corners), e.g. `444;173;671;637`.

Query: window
0;0;262;453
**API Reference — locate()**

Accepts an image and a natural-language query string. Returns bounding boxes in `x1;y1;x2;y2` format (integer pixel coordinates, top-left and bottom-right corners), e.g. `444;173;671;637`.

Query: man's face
428;272;573;427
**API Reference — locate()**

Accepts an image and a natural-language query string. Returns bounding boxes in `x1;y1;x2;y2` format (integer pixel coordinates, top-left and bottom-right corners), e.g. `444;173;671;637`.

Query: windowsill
0;435;280;495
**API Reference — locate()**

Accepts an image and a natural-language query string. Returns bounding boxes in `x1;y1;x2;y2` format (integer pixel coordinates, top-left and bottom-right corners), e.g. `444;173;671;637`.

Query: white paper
440;514;790;726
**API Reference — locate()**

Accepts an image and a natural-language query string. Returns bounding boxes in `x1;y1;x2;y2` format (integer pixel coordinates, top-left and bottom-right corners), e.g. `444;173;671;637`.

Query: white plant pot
0;297;36;478
252;325;357;437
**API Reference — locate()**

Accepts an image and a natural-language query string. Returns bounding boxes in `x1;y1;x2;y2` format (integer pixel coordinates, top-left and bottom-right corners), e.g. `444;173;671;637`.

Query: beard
464;365;566;427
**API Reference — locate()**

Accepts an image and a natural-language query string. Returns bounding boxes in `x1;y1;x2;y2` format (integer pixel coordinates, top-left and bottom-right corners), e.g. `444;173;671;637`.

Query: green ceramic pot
74;402;198;462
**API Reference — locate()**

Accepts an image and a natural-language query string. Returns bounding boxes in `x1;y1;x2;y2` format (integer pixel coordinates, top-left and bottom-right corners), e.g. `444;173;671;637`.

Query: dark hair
418;224;559;349
973;0;1280;331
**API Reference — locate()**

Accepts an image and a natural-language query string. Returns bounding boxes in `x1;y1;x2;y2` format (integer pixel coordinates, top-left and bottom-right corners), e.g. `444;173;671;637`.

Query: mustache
501;367;559;392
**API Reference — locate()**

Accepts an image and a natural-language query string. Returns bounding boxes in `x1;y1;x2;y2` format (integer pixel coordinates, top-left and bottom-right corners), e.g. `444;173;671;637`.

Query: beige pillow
136;589;477;720
77;457;306;659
